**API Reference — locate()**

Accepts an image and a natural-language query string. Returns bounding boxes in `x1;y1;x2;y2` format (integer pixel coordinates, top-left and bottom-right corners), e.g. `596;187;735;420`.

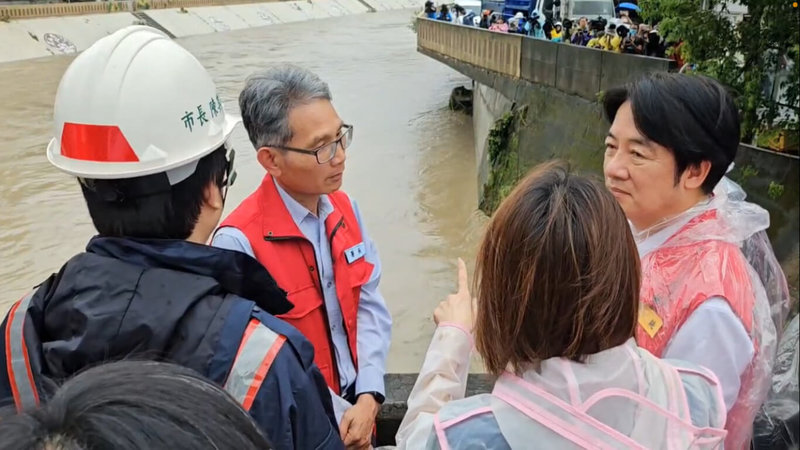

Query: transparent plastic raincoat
396;325;728;449
634;176;787;449
754;314;799;449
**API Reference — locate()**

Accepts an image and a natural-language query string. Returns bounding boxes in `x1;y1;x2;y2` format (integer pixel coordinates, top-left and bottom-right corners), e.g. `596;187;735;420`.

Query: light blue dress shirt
213;178;392;399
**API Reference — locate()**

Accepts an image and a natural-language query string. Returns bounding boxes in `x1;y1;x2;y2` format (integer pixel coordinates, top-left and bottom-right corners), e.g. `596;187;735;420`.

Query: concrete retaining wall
473;82;512;201
0;12;141;63
418;18;521;79
143;8;215;37
0;0;410;64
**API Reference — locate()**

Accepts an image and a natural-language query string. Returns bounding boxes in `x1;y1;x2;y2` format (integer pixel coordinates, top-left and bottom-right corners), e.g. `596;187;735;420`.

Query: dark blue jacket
0;237;344;450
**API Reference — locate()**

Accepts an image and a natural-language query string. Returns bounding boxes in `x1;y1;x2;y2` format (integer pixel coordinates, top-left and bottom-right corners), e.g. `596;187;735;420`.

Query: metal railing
0;0;279;19
1;1;132;18
139;0;275;10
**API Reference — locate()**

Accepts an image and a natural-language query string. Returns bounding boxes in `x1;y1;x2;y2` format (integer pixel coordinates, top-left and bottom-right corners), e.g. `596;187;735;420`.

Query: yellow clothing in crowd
597;34;621;52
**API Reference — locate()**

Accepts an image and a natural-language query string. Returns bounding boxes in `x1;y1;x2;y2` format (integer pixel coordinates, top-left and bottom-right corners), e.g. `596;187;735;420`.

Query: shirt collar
633;196;713;258
272;177;333;226
634;212;696;259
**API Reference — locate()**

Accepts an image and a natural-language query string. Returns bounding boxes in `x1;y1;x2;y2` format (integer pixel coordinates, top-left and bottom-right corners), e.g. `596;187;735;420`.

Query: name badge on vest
344;242;366;264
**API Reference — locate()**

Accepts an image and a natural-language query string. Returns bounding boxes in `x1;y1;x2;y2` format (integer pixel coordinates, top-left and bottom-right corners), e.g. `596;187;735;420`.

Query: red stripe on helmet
60;123;139;163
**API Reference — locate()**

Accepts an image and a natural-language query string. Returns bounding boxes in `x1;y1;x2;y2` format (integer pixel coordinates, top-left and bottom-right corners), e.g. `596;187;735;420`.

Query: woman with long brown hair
396;161;728;449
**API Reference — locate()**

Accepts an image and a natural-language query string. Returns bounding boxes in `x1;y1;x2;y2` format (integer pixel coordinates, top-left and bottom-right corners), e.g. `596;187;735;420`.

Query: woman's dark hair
474;161;640;375
603;72;739;194
0;361;272;450
80;146;229;239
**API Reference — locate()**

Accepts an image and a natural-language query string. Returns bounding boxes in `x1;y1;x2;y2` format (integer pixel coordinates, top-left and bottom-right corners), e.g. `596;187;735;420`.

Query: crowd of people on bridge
0;23;797;450
422;1;674;58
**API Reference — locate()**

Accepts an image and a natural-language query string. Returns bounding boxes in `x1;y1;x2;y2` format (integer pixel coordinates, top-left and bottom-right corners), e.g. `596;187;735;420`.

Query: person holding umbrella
616;2;641;24
616;2;640;13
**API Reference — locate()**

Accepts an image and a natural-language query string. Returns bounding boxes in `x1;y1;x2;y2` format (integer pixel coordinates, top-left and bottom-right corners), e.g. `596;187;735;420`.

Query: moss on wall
479;107;526;214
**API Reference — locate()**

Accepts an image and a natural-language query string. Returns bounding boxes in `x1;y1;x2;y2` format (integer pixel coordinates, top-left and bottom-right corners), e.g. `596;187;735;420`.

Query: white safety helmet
46;26;240;185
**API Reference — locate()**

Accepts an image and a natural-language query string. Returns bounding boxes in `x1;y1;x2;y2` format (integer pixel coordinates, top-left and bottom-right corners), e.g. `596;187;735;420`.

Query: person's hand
339;394;379;449
433;258;476;331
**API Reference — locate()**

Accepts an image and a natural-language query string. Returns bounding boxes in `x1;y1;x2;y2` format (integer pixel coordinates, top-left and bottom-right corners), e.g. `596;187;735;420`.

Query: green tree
639;0;799;145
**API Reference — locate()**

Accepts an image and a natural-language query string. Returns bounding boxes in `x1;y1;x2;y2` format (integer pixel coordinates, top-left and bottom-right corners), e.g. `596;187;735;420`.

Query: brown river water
0;10;488;372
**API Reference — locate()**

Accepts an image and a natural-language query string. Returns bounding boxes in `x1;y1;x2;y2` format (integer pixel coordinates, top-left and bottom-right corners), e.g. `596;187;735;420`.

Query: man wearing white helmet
0;26;343;450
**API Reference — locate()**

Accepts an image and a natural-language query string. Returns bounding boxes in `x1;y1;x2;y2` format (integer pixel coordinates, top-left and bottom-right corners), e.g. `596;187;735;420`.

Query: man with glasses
214;65;392;450
1;28;342;450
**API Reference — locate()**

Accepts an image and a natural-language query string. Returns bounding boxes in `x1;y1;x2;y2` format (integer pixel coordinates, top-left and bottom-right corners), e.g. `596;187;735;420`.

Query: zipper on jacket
328;217;345;242
324;216;358;391
264;233;344;390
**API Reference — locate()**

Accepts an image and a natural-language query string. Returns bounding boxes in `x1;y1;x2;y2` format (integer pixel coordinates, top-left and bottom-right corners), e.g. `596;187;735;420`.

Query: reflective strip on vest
224;319;287;411
4;292;39;411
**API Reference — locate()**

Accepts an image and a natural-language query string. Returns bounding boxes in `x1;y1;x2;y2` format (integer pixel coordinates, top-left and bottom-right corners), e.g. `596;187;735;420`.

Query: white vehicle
564;0;616;21
453;0;482;14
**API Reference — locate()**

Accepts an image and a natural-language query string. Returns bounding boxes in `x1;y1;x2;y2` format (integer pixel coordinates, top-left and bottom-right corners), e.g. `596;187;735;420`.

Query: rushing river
0;10;488;372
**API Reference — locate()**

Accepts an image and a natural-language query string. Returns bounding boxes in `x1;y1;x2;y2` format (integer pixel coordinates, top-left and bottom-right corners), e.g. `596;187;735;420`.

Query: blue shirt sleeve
212;227;256;258
349;198;393;397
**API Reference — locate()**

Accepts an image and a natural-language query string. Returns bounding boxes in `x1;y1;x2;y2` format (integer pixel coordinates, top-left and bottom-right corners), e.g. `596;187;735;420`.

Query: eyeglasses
269;124;353;164
221;147;237;202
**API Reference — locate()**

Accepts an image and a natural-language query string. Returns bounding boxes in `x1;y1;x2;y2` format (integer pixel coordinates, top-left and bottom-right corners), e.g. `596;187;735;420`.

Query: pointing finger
457;258;469;294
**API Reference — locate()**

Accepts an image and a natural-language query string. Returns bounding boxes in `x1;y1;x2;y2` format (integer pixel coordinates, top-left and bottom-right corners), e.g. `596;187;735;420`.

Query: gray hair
238;65;332;149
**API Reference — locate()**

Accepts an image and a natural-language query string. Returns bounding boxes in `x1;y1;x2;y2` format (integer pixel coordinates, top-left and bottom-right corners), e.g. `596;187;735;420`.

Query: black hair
603;72;740;194
0;360;272;450
80;146;229;239
589;17;606;31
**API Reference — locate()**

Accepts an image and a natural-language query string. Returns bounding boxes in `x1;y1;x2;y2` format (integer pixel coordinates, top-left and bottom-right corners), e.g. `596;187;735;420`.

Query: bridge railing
417;18;674;100
0;0;278;19
417;17;521;79
139;0;275;10
0;1;133;19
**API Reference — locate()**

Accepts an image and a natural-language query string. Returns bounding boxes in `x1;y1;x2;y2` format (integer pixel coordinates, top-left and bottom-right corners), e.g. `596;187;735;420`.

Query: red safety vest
219;175;372;394
637;209;762;450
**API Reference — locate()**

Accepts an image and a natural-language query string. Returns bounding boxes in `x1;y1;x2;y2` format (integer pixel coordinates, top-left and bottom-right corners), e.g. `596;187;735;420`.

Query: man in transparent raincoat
602;72;791;449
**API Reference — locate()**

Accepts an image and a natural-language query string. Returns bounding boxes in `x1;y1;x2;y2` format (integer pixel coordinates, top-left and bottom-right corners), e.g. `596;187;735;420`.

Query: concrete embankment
0;0;417;63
